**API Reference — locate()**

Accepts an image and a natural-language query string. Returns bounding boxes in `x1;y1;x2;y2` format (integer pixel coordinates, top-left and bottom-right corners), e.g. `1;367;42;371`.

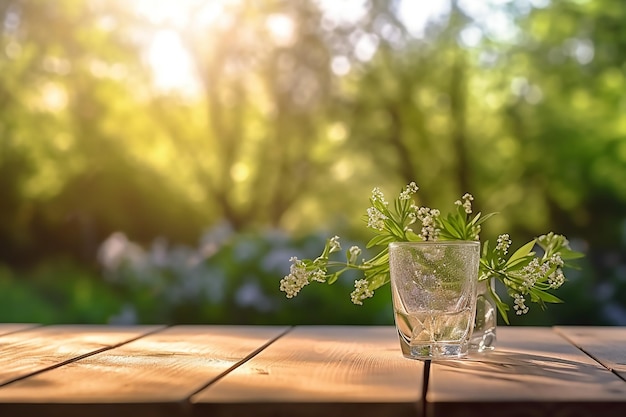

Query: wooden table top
0;324;624;417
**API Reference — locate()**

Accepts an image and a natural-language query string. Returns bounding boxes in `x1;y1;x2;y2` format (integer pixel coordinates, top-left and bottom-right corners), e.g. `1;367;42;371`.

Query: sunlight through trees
1;0;625;325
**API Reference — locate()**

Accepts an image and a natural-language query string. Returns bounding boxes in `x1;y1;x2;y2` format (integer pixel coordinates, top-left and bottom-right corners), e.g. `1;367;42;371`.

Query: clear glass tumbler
389;241;480;360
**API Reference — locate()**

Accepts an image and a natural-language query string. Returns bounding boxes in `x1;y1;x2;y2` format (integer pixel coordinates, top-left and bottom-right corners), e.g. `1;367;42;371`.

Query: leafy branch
280;183;584;322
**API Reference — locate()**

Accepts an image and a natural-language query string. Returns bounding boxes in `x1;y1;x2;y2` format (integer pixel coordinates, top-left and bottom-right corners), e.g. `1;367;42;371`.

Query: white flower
348;246;361;264
496;234;511;255
367;207;387;231
549;253;564;268
279;257;325;298
329;236;341;253
548;269;565;289
513;293;529;315
521;275;537;293
521;258;553;293
416;207;440;241
399;182;419;200
371;187;387;205
455;193;474;214
310;269;326;283
350;279;374;305
520;262;536;292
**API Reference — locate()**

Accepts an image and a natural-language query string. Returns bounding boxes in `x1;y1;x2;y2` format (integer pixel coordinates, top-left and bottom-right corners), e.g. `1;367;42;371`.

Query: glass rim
389;240;480;248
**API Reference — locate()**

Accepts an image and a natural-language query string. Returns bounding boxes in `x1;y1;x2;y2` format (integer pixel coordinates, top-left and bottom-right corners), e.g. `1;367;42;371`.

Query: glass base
469;328;497;353
399;339;469;360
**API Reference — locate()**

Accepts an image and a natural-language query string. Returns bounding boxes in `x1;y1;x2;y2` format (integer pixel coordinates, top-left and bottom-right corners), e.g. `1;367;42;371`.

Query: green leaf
503;255;534;271
384;217;405;239
474;212;498;226
439;215;464;239
505;239;537;267
468;212;482;226
494;295;510;325
366;234;394;248
365;272;390;290
393;197;404;218
559;247;586;260
534;290;563;304
405;229;421;241
449;214;466;234
367;249;389;264
481;240;491;258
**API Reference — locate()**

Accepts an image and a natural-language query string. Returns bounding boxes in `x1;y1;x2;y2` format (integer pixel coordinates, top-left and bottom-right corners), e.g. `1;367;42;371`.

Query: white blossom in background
98;232;145;274
108;304;138;325
235;281;274;312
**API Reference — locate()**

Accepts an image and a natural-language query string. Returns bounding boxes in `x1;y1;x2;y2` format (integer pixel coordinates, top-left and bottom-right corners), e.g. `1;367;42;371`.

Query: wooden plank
555;326;626;380
0;325;288;417
0;324;38;336
192;325;425;417
0;324;161;386
426;326;626;417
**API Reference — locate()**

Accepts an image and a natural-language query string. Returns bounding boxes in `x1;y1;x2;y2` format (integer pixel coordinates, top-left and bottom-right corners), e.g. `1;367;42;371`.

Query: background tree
0;0;625;325
147;0;339;230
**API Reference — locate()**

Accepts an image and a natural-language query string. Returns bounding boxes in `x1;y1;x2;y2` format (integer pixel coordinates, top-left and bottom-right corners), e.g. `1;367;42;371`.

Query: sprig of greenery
279;183;584;322
479;232;584;323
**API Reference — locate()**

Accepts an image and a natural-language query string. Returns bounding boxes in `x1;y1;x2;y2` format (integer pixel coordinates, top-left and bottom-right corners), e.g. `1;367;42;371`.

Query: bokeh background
1;0;625;326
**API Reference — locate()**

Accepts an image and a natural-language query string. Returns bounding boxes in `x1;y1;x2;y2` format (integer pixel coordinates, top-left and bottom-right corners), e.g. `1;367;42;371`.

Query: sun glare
147;29;200;95
134;0;194;27
133;0;499;93
132;0;223;96
266;14;296;47
397;0;450;37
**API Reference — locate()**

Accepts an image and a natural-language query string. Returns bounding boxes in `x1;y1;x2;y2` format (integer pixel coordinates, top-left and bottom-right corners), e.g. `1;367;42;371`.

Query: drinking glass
389;241;480;360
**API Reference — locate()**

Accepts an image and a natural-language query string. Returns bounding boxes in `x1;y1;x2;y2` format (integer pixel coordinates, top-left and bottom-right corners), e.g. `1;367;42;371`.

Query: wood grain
426;326;626;417
192;325;425;417
0;325;162;386
0;325;288;417
555;326;626;380
0;325;624;417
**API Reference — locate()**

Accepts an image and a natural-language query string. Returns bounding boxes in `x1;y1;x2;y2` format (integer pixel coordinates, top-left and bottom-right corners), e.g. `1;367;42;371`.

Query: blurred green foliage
1;0;625;325
0;260;121;323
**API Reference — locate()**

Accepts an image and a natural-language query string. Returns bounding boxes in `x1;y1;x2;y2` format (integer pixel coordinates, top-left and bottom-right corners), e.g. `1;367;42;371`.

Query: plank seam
553;327;626;383
186;325;295;401
0;325;169;388
422;359;431;417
